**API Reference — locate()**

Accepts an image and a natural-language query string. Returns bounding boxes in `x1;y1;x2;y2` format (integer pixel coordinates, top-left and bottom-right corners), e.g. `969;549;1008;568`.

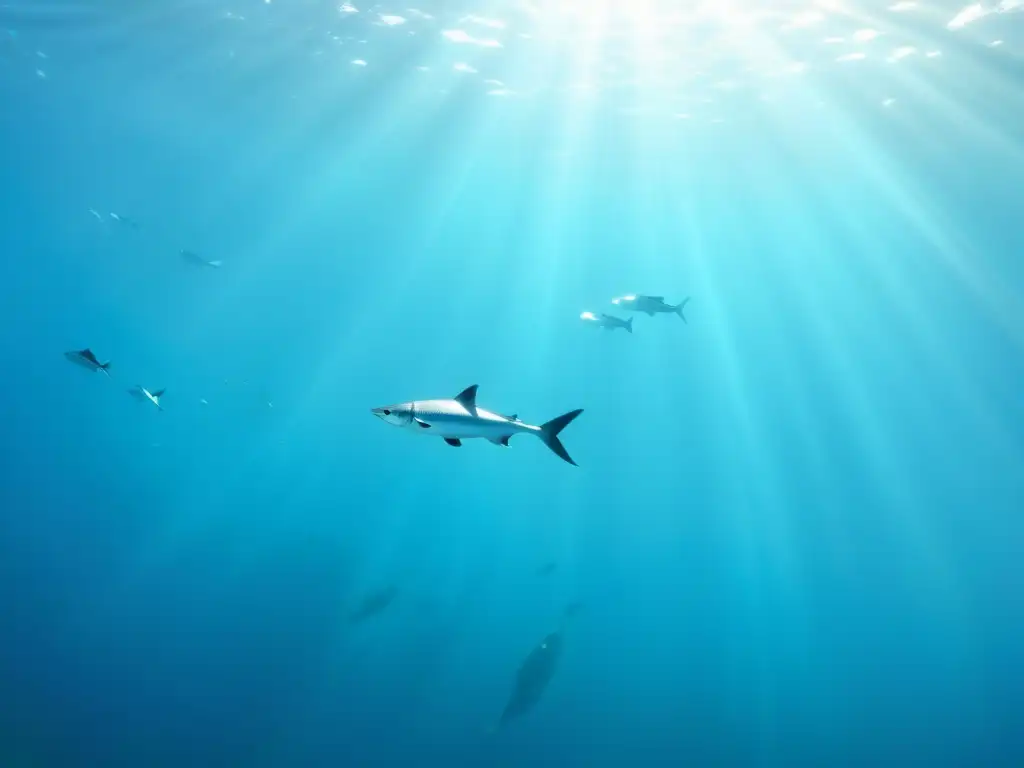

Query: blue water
1;2;1023;766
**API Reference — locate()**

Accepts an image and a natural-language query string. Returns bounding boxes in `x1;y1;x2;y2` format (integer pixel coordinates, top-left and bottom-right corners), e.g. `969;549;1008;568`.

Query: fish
372;385;583;466
64;348;111;376
128;385;165;410
349;585;397;624
496;631;562;729
537;561;558;576
180;249;223;268
611;294;690;322
108;212;140;229
580;311;633;333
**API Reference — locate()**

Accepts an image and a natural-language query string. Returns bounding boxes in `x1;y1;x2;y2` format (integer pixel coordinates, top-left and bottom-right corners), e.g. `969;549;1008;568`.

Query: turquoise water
1;2;1023;765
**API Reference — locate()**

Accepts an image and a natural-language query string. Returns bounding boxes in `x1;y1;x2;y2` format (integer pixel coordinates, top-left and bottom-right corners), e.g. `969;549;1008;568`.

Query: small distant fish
562;601;584;619
538;561;558;576
108;212;140;229
128;385;165;411
180;249;222;268
372;384;583;466
580;311;633;333
612;294;690;322
64;348;111;376
349;585;397;624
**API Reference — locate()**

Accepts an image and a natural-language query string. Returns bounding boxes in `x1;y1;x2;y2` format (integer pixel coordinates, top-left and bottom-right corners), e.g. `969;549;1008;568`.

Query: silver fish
64;348;111;376
128;385;165;410
372;385;583;466
580;311;632;333
611;294;690;322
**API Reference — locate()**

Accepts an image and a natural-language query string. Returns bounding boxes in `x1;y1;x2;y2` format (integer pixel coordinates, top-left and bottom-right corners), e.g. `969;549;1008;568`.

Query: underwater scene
1;0;1023;766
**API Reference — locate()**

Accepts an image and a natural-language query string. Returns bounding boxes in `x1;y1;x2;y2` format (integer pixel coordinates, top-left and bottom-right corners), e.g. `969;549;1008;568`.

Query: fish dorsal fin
454;385;479;415
507;413;517;421
80;348;98;364
151;388;165;399
650;296;665;302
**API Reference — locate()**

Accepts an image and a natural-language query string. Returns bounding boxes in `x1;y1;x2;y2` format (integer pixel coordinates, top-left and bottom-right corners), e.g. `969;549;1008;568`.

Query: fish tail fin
675;297;690;323
538;409;583;466
625;317;633;334
100;362;112;377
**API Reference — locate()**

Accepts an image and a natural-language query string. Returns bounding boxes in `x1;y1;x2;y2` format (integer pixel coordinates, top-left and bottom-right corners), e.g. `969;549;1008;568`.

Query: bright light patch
837;52;866;62
453;62;478;73
461;14;506;29
889;45;916;61
442;29;502;47
888;1;917;10
379;14;405;26
351;58;367;66
852;29;879;42
339;3;357;13
947;4;987;29
784;11;824;29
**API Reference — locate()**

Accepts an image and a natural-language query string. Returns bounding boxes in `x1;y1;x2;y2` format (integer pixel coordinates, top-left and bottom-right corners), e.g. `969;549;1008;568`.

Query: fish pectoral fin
444;438;462;447
488;436;512;447
415;418;432;429
454;385;479;416
645;310;655;316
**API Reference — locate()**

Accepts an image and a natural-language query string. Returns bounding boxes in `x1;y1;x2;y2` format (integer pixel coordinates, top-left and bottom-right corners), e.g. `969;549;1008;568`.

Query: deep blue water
1;1;1023;766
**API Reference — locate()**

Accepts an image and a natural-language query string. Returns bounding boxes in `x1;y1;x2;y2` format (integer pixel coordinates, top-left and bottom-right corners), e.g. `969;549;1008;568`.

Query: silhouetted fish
497;631;563;729
562;601;584;619
349;585;397;624
64;348;110;376
180;249;223;268
537;561;558;577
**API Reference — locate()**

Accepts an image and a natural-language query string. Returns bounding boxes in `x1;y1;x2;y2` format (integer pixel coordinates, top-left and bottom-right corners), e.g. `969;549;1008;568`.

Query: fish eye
382;409;391;416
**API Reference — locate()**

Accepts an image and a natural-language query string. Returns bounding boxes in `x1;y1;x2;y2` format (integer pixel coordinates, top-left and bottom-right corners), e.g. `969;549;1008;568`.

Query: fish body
580;311;633;333
65;348;111;376
612;294;690;322
128;385;165;410
180;249;222;268
372;385;582;465
498;631;563;729
350;585;397;624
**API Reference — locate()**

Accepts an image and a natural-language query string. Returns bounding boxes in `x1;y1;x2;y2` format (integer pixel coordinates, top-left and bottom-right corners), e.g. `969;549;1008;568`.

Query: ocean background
1;1;1023;766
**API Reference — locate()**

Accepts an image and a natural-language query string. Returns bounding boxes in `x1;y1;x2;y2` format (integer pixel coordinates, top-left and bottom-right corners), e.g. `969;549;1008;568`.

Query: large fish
372;385;583;466
580;311;633;333
64;348;111;376
128;385;165;411
612;294;690;322
496;631;563;729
